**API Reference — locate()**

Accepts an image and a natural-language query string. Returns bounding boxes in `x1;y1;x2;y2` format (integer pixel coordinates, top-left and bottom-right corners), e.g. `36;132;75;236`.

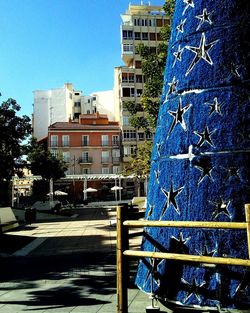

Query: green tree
27;138;68;181
0;97;32;205
124;0;175;131
123;141;153;196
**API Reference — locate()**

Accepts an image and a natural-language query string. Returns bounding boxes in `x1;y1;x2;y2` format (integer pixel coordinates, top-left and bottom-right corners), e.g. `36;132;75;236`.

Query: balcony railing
78;157;93;164
101;157;110;163
50;141;58;147
112;157;121;163
101;140;110;146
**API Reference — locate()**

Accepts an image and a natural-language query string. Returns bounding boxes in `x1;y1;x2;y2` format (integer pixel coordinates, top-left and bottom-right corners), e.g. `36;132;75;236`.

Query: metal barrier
116;203;250;313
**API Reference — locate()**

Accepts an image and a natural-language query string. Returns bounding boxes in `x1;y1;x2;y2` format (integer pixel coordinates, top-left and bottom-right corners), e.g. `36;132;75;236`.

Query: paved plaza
0;206;172;313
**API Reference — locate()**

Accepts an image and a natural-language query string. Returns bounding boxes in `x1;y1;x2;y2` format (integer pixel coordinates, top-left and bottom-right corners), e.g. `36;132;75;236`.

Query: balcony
112;140;120;147
112;157;121;163
78;157;93;164
101;157;110;164
101;140;110;147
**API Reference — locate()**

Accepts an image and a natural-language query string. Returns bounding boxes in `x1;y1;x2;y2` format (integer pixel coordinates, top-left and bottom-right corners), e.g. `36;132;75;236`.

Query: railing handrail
123;220;247;229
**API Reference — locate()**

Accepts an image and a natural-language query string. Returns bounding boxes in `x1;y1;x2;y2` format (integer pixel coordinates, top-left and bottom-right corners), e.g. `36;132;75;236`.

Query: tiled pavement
0;206;172;313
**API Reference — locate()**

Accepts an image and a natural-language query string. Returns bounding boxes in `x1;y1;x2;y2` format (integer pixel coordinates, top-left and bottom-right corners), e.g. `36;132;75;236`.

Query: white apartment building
114;4;169;163
33;83;115;141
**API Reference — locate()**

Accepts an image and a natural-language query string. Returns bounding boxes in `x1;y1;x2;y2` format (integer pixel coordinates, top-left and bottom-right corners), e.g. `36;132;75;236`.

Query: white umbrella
83;187;98;193
47;190;68;196
54;190;68;196
111;186;123;191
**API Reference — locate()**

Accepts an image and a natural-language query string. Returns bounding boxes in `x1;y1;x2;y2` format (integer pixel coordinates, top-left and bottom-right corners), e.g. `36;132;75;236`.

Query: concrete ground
0;206;172;313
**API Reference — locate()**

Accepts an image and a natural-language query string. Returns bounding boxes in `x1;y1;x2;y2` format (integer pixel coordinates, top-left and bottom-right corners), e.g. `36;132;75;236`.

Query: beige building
114;4;169;163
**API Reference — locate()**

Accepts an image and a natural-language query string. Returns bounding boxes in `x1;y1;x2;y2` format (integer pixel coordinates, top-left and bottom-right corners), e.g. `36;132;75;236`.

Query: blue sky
0;0;164;117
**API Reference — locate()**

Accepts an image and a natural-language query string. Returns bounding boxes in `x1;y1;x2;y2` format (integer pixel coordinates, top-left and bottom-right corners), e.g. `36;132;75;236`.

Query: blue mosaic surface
136;0;250;308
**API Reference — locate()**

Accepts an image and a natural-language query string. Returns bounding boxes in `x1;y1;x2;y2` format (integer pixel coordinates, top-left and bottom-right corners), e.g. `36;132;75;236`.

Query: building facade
48;112;121;176
114;4;169;163
33;83;115;142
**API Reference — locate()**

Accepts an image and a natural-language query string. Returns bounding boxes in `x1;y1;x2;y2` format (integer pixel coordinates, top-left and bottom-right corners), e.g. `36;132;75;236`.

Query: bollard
117;204;129;313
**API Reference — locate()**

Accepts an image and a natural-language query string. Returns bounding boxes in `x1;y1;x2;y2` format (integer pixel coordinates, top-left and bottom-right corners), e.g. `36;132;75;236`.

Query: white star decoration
195;8;213;30
183;0;195;15
165;76;178;100
173;45;185;67
161;183;184;217
181;277;206;303
205;97;222;116
185;33;219;76
210;199;232;220
176;18;186;38
194;126;216;147
168;98;191;136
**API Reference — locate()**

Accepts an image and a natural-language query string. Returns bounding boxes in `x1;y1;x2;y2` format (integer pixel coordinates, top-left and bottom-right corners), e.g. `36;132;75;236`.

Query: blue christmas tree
136;0;250;309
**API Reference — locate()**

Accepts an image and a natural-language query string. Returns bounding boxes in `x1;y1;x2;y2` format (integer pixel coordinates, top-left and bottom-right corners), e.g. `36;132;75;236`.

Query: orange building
48;112;121;176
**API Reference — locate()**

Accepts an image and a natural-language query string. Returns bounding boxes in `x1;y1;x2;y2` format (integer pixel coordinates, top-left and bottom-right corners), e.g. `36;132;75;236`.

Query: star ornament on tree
194;126;216;148
173;45;185;67
168;98;191;136
181;277;206;303
160;183;184;218
185;33;219;76
210;199;232;220
164;77;178;102
183;0;195;15
176;18;186;39
205;97;222;116
196;8;213;30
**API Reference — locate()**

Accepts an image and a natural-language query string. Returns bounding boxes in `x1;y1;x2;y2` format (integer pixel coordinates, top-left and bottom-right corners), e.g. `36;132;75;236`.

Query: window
135;61;142;68
62;151;70;162
62;135;69;147
123;116;130;126
69;93;72;99
157;33;162;41
122;30;133;39
82;135;89;146
123;44;133;53
136;75;143;83
82;168;90;174
122;87;135;97
123;130;136;141
101;135;109;146
74;92;80;96
50;135;58;147
102;151;109;163
146;132;153;140
148;19;156;27
112;135;119;145
122;73;134;83
123;145;137;157
113;166;121;174
74;102;81;107
142;32;148;40
150;33;156;40
81;151;89;163
156;19;163;27
102;167;109;174
138;132;145;141
93;96;96;101
134;32;141;40
136;89;143;97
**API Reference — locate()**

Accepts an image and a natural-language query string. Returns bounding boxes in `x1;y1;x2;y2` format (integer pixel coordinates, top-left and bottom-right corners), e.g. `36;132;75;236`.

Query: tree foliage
124;0;175;131
123;141;153;178
27;138;68;180
0;98;32;182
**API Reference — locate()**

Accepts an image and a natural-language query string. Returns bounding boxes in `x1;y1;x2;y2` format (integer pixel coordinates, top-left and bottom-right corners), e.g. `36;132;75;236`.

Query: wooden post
245;204;250;259
117;204;129;313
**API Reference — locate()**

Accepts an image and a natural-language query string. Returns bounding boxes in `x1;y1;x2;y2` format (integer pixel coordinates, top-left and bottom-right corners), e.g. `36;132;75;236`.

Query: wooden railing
116;203;250;313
